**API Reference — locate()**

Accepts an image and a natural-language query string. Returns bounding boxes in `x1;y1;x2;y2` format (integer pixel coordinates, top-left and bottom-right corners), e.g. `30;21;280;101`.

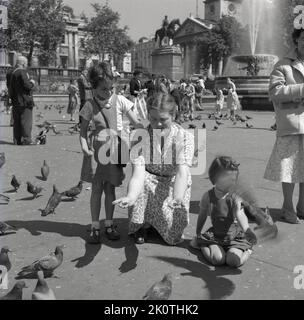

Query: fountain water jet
215;0;280;111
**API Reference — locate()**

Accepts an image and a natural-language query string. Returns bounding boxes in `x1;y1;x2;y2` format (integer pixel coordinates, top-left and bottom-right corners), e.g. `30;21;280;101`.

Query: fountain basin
215;54;279;111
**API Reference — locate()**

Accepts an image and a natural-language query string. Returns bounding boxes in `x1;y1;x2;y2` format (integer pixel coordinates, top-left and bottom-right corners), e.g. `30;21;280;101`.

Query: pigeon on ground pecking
32;271;56;300
26;182;43;199
0;221;17;235
17;245;65;278
61;181;83;200
39;185;62;216
143;273;173;300
0;246;12;273
11;175;21;192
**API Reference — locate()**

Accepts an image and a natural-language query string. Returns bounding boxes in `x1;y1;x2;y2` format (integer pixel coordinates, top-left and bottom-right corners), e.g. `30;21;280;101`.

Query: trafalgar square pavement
0;104;304;300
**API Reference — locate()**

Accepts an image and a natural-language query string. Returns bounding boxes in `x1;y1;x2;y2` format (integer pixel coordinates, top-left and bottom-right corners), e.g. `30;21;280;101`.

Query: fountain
215;0;281;110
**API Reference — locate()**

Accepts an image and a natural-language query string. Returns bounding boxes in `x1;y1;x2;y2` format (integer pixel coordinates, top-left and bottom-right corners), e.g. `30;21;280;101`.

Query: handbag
92;97;127;168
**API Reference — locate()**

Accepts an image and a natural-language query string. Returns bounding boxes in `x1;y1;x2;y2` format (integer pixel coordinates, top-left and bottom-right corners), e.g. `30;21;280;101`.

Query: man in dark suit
6;56;35;145
145;74;156;98
129;70;143;99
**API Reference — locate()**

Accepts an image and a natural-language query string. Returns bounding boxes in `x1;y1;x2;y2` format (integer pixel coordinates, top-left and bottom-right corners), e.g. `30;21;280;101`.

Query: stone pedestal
152;45;183;81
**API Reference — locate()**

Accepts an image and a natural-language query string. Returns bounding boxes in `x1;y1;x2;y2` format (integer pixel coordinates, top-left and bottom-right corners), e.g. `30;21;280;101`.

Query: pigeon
36;113;44;120
26;182;43;199
239;117;247;123
17;245;65;278
36;128;49;145
0;246;12;272
51;125;61;135
0;281;27;300
215;120;224;126
202;123;206;129
39;185;62;216
41;160;50;181
271;123;277;131
0;194;10;205
32;271;56;300
0;221;17;235
188;124;196;129
44;105;49;110
246;115;253;120
11;175;21;192
0;152;5;169
61;181;83;199
143;273;173;300
195;115;202;121
208;113;212;119
213;126;219;131
246;122;253;129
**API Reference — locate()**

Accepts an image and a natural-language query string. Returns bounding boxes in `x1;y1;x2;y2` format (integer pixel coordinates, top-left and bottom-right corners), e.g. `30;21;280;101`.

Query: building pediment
174;17;214;41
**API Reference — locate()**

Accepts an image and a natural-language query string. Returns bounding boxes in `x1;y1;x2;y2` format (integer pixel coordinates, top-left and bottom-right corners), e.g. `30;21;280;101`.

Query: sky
63;0;205;41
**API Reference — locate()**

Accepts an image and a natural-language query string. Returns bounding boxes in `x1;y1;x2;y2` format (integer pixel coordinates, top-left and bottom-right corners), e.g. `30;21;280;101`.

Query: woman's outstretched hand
113;197;135;208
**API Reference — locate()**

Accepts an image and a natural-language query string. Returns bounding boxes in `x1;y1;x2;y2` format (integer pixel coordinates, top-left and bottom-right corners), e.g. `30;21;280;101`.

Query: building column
68;31;74;68
74;32;79;69
218;58;223;76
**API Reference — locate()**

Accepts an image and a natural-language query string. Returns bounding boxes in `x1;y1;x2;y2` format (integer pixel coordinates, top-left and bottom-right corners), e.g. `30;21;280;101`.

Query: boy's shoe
87;228;101;244
105;225;120;241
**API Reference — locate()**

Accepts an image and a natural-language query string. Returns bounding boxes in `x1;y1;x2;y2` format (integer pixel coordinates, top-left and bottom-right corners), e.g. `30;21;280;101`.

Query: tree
7;0;67;66
194;16;245;70
84;3;134;62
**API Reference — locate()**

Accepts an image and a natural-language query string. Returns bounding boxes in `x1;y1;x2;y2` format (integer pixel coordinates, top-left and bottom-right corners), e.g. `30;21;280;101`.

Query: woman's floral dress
128;123;194;245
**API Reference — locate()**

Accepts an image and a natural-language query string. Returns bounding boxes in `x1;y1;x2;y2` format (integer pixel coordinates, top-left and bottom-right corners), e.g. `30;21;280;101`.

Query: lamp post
0;0;9;92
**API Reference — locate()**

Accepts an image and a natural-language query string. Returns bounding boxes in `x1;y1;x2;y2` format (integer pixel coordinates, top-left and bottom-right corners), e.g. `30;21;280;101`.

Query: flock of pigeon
0;106;275;300
182;112;255;131
0;110;173;300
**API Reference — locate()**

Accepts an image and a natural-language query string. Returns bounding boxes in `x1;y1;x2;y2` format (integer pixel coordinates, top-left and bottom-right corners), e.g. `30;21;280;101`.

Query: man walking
6;56;35;145
77;68;92;124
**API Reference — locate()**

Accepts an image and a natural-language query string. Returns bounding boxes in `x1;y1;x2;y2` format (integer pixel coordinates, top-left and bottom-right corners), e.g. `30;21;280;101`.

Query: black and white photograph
0;0;304;306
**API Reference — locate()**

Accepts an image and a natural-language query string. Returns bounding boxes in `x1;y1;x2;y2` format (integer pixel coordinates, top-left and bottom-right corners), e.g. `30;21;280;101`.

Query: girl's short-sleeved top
79;94;134;132
131;123;194;177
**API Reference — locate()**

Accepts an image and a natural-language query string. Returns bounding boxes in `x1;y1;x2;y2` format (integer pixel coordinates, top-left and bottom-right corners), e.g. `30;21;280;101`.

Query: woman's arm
173;164;189;202
126;163;145;201
269;64;304;103
113;161;145;208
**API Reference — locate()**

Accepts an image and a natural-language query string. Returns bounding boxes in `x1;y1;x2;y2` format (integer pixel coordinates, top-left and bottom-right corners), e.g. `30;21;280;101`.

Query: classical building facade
131;37;157;74
173;0;244;78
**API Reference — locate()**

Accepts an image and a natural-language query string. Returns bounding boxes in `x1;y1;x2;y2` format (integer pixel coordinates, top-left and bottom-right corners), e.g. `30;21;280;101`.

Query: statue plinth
152;45;183;81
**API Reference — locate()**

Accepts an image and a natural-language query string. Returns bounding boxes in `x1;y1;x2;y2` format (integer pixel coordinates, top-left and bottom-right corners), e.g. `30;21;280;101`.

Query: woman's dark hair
88;61;113;90
146;91;177;116
133;70;142;77
292;28;304;46
208;156;240;185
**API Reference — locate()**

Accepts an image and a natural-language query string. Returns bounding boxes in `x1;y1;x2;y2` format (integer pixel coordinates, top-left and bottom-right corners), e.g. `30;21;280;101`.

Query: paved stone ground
1;104;304;300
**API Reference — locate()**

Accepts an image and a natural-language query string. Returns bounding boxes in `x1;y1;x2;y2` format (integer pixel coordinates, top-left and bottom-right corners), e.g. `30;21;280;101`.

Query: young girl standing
227;78;241;121
79;62;143;244
191;156;257;268
215;88;224;116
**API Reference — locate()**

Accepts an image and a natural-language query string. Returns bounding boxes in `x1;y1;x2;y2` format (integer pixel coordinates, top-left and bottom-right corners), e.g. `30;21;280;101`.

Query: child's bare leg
201;245;226;266
90;178;104;229
226;248;251;268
